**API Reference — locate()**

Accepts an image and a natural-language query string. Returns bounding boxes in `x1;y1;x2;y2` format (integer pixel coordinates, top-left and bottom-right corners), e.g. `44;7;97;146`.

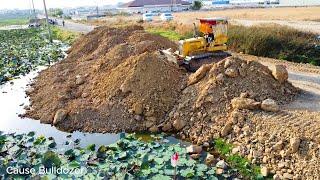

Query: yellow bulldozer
161;17;230;71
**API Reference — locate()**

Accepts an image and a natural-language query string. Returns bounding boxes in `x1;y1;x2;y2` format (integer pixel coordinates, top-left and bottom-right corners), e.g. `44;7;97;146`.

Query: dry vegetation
87;7;320;27
174;6;320;23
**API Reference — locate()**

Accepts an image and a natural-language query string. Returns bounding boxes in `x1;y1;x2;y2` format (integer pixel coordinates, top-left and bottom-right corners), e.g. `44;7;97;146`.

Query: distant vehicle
160;13;173;21
48;19;57;25
28;19;41;28
150;11;160;16
142;13;154;22
28;23;40;28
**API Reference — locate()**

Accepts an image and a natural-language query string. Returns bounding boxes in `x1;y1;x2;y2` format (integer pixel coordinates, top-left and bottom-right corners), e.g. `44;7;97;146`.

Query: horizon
0;0;131;10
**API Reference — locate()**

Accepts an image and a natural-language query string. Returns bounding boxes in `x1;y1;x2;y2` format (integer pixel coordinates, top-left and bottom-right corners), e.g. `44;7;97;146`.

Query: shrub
51;26;80;45
228;24;320;65
191;1;203;10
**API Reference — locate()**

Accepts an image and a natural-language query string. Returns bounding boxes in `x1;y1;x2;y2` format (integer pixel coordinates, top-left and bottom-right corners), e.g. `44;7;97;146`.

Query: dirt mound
161;56;298;143
25;25;186;133
26;26;297;136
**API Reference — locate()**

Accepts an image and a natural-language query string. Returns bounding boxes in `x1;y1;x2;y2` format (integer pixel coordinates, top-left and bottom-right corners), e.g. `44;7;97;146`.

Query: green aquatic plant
0;28;68;84
0;132;241;179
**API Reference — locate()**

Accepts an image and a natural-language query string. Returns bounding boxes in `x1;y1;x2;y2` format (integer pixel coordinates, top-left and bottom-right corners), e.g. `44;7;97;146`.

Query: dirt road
37;15;95;33
236;54;320;112
56;19;95;33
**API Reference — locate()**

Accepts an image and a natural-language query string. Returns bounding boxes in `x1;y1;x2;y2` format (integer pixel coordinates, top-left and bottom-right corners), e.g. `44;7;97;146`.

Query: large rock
221;122;233;137
173;119;186;130
186;145;202;154
132;102;143;115
231;97;260;110
149;126;159;133
261;166;269;177
224;58;234;68
272;65;288;83
283;173;293;180
215;73;225;84
261;99;280;112
53;109;68;125
188;64;212;85
75;75;85;85
225;68;239;78
162;123;172;132
205;153;215;165
290;137;301;153
216;160;228;169
273;141;284;151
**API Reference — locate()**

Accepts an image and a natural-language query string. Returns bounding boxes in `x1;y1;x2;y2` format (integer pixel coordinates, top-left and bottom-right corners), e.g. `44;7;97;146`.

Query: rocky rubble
163;56;297;141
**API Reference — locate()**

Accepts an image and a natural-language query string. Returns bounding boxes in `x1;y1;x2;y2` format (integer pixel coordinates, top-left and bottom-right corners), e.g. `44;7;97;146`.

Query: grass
146;28;188;41
51;26;81;45
0;18;29;27
228;24;320;65
214;138;263;179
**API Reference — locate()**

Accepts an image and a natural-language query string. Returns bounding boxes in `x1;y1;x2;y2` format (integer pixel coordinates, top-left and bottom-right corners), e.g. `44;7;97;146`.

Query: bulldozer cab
199;18;228;45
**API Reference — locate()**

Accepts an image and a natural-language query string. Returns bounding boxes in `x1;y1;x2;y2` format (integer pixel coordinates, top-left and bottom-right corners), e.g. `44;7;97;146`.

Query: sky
0;0;131;10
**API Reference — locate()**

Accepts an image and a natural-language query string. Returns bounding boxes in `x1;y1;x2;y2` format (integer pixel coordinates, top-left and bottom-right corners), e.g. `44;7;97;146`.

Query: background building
119;0;191;13
279;0;320;6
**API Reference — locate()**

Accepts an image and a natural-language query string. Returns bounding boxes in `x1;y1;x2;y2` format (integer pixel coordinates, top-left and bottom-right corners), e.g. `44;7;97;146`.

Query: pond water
0;68;121;148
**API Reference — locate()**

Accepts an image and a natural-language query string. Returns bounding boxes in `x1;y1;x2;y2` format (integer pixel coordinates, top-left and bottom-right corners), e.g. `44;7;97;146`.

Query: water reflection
0;68;120;148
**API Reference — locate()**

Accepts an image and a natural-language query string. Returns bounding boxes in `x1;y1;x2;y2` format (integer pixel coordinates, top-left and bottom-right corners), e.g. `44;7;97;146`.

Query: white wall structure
229;0;264;4
119;5;190;13
279;0;320;6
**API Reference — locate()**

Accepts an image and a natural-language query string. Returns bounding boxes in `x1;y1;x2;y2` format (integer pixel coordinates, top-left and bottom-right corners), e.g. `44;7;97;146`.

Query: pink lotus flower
171;152;179;167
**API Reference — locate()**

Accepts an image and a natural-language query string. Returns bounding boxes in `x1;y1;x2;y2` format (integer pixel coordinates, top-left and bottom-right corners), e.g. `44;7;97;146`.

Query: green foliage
49;8;63;17
146;28;190;41
34;136;46;145
0;133;243;179
42;151;62;168
214;138;263;179
0;28;68;84
51;26;80;45
214;138;232;155
191;1;203;10
0;18;29;27
228;24;320;65
86;144;96;151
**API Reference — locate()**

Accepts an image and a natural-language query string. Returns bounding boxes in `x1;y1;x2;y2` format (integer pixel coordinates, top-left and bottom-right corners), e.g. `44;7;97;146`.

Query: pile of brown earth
161;56;297;142
26;25;315;178
25;25;187;133
25;25;297;135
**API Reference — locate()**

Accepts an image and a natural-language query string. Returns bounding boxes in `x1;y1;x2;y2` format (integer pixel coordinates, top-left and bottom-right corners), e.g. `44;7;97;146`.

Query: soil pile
161;56;298;143
26;25;297;136
25;25;186;133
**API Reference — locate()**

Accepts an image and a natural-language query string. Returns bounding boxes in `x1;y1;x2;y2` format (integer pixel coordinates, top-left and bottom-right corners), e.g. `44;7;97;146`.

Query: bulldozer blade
160;49;178;64
185;51;231;72
185;51;231;63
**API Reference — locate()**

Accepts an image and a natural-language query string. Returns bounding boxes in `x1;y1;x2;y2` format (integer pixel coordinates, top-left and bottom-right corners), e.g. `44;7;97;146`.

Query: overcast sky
0;0;131;10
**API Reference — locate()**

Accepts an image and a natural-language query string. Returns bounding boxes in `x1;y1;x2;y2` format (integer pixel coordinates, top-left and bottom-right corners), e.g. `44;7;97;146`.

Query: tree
191;1;203;10
49;8;63;17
